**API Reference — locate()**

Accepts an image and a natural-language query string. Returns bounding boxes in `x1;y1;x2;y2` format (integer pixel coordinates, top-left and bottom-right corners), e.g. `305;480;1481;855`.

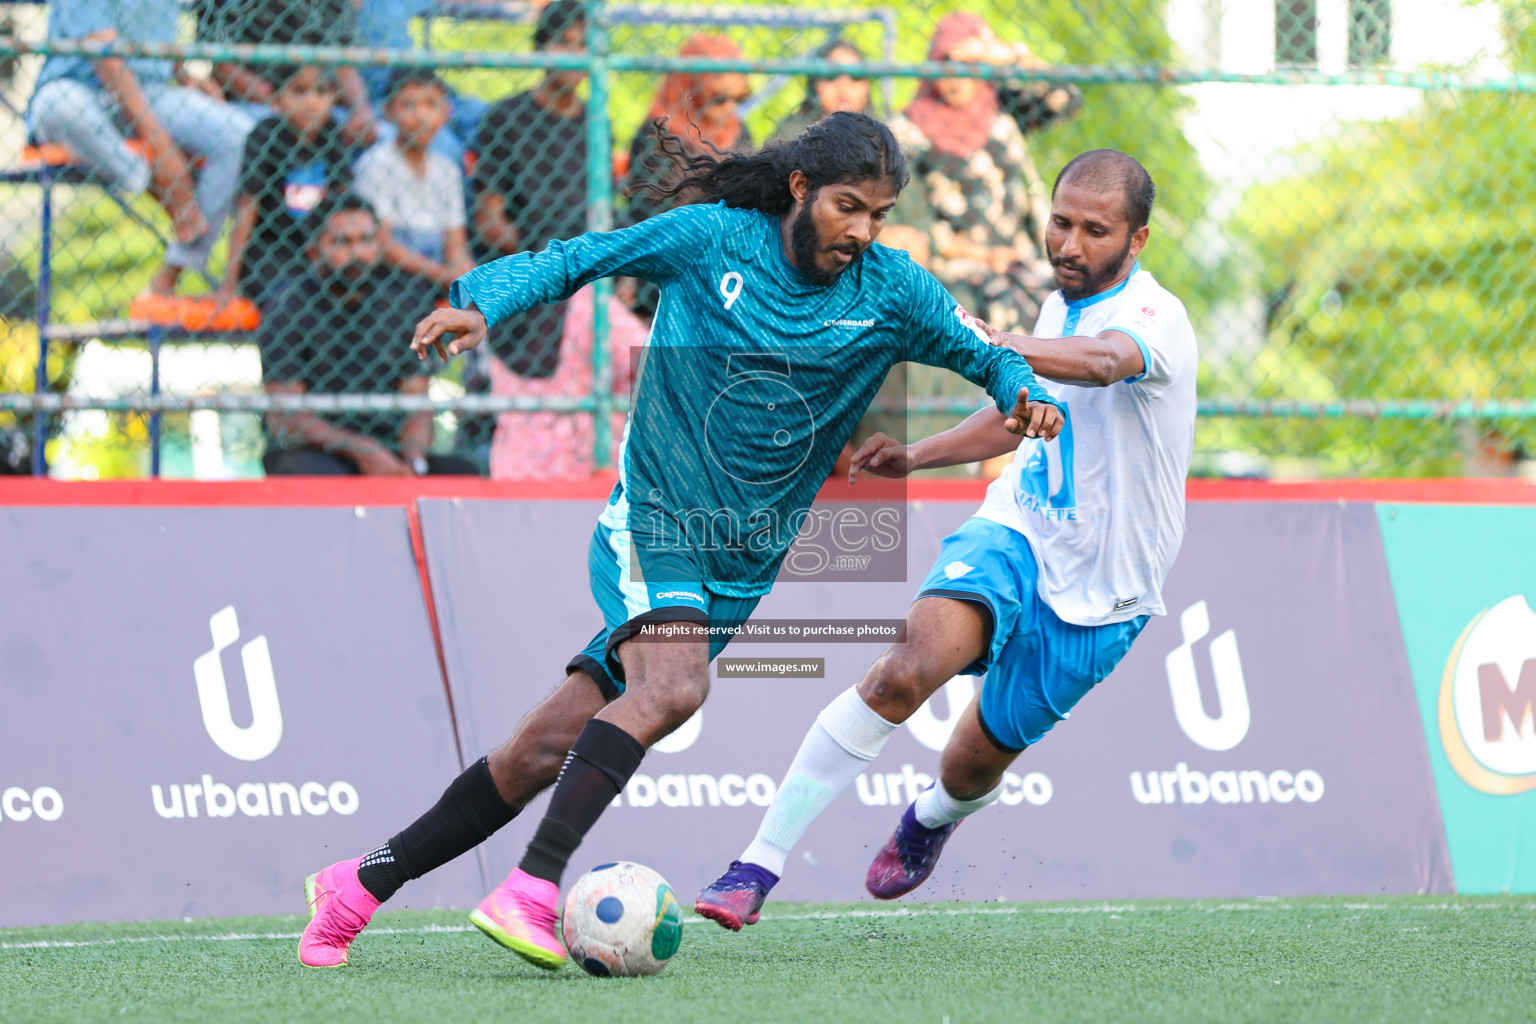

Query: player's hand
848;432;914;483
411;306;487;362
1005;391;1063;440
974;316;1018;351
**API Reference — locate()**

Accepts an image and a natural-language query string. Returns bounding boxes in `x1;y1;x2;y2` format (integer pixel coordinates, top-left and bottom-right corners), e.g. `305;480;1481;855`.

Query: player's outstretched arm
849;404;1054;484
900;263;1062;425
442;204;722;339
977;318;1146;388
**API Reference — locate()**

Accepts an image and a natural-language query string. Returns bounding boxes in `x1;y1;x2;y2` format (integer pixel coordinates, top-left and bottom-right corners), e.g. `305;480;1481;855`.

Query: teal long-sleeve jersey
450;201;1055;597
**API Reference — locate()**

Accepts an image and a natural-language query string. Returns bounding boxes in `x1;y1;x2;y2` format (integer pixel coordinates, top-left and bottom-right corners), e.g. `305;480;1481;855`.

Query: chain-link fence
0;0;1531;479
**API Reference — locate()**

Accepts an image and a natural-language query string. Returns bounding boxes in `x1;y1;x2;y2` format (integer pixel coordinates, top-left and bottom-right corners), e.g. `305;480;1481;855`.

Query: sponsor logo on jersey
944;561;974;580
823;318;877;328
1438;595;1536;794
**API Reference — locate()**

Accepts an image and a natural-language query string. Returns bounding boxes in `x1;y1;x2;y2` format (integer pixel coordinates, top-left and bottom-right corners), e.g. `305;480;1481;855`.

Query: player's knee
860;652;942;721
632;674;707;734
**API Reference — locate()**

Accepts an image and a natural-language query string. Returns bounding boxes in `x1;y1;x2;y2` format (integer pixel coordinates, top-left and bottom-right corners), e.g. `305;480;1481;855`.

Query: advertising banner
0;506;480;927
1378;504;1536;894
422;498;1451;903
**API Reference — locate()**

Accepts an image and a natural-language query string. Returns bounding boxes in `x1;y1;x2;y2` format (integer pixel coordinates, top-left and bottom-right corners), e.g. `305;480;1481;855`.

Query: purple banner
422;498;1451;903
0;507;480;927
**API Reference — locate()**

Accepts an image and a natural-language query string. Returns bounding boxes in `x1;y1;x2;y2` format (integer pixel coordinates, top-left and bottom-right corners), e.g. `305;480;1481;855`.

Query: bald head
1053;150;1156;231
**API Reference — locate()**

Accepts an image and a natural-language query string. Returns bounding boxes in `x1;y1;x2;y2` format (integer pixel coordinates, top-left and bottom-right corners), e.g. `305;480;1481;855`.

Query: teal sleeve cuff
1113;326;1152;383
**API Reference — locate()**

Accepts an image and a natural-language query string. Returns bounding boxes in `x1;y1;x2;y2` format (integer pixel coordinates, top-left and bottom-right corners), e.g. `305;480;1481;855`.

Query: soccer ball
562;861;684;977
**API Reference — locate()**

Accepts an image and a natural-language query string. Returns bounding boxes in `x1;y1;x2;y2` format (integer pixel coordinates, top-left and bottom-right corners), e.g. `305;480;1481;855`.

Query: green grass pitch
3;897;1533;1023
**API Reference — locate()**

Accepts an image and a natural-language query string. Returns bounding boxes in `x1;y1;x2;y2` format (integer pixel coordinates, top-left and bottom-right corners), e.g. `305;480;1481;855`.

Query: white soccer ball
561;861;684;977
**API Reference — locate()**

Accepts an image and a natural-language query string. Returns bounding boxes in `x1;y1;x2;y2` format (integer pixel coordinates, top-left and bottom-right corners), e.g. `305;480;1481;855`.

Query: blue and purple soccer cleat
694;860;778;931
865;801;959;900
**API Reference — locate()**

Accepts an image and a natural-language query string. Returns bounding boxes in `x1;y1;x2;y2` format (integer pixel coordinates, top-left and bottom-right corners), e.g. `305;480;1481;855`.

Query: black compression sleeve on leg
357;757;517;903
519;719;645;884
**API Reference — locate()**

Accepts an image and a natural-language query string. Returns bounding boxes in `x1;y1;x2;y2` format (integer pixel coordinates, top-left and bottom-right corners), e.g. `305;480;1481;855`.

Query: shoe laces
311;893;367;948
894;819;950;868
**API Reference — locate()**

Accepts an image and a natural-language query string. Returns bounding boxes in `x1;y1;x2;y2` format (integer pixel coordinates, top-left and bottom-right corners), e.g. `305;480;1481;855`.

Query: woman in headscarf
616;34;753;319
624;33;753;226
888;13;1082;332
770;37;871;144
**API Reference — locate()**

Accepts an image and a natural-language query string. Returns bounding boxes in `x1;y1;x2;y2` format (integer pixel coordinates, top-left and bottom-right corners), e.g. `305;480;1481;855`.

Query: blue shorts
916;517;1149;751
566;520;760;700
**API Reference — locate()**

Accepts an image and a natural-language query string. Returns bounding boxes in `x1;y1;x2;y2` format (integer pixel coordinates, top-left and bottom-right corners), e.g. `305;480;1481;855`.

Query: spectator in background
28;0;256;296
221;64;359;312
355;70;474;288
354;0;486;166
622;33;752;317
770;37;871;144
261;194;478;476
472;0;587;377
193;0;377;147
888;13;1082;332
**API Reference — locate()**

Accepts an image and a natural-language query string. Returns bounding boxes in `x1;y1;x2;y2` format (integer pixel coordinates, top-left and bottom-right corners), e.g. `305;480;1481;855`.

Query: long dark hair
637;110;908;216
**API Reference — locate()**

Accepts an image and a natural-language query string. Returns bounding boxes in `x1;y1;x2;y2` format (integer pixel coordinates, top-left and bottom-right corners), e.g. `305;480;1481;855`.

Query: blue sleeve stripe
1110;326;1152;384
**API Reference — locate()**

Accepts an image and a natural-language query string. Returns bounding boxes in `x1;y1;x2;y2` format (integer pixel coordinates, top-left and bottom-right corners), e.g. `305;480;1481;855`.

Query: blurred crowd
24;0;1082;479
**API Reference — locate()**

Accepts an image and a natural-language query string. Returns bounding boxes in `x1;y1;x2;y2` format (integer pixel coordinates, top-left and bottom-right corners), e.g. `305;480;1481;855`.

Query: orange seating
128;293;262;332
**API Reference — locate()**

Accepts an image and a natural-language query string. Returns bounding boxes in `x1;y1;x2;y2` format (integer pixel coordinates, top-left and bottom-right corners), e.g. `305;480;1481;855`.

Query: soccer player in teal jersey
298;112;1061;970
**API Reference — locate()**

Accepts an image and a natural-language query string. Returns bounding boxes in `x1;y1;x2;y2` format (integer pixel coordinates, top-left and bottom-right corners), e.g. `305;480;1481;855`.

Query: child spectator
220;64;357;312
28;0;255;296
354;70;474;288
193;0;377;148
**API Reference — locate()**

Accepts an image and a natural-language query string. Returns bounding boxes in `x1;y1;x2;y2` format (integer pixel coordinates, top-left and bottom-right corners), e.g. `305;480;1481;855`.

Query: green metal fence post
586;0;615;471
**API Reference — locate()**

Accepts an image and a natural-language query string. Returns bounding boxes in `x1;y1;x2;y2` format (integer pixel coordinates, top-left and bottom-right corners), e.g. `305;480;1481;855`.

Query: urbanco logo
1439;594;1536;794
1131;601;1325;806
194;606;282;761
1165;600;1249;751
153;607;356;821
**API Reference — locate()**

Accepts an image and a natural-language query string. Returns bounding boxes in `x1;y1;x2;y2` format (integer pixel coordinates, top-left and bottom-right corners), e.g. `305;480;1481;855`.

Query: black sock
519;719;645;885
357;756;517;903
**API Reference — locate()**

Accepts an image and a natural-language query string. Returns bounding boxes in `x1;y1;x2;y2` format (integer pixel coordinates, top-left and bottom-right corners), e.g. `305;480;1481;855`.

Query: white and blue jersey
917;263;1198;748
978;263;1197;626
450;202;1056;695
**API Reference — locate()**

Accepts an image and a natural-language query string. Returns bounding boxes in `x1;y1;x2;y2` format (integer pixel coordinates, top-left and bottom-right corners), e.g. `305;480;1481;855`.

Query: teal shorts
566;519;760;700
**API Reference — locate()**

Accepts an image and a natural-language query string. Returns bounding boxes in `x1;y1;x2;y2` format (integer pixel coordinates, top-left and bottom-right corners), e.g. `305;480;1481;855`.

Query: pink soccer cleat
469;868;568;970
694;860;777;931
299;856;381;968
865;801;960;900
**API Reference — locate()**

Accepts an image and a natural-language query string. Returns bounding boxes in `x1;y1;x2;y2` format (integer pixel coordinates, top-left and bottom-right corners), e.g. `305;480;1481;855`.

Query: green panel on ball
651;884;683;961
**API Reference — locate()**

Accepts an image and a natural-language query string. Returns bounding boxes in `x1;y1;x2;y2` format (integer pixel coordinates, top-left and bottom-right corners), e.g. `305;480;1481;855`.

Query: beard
791;201;862;288
1052;237;1132;301
322;261;379;299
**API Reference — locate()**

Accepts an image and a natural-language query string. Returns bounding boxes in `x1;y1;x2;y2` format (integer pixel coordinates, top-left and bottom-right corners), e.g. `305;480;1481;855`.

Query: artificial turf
3;897;1533;1024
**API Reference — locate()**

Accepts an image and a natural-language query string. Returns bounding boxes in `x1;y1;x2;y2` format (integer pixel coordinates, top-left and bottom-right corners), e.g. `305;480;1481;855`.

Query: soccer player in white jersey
695;149;1198;925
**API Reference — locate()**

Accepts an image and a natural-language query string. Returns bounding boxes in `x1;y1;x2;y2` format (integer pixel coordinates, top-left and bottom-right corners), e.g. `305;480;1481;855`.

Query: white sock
739;687;898;876
913;779;1004;828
